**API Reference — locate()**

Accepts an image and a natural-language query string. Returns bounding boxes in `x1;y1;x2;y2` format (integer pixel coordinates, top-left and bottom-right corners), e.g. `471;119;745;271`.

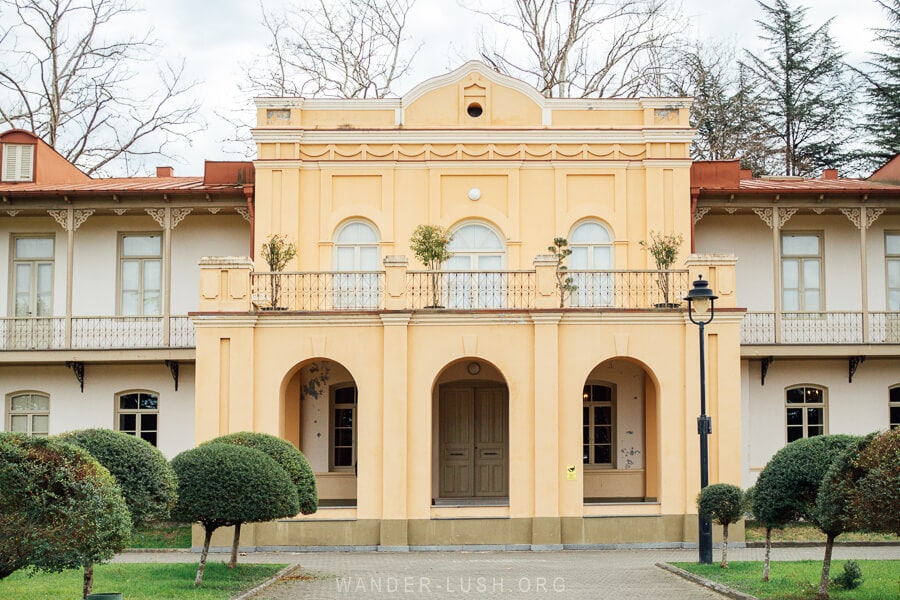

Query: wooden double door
438;385;509;498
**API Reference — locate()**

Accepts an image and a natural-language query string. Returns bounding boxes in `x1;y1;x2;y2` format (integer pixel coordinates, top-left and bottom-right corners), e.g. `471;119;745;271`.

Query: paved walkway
113;545;900;599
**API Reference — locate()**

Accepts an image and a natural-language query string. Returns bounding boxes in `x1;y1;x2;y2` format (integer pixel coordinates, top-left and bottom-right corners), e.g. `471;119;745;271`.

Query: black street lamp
684;275;718;565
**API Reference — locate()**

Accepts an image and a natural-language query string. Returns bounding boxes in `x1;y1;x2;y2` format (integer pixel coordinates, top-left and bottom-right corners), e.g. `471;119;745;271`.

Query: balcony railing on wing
867;312;900;343
780;312;863;344
407;271;535;310
0;316;195;350
251;272;385;311
568;270;689;309
741;312;776;344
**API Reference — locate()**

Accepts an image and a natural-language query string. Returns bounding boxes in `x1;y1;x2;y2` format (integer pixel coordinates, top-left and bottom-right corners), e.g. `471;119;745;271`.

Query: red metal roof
737;177;900;193
0;176;243;194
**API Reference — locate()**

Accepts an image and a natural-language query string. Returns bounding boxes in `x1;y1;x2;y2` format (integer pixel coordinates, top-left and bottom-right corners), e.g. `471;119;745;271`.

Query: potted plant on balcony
640;231;683;308
410;225;453;308
548;237;577;308
261;234;296;309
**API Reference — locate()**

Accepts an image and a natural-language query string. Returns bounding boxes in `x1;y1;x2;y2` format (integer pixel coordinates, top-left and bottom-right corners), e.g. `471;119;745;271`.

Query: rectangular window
890;387;900;430
119;234;162;316
786;385;827;443
7;393;50;437
2;143;35;182
582;384;614;467
11;236;54;317
117;391;159;446
330;386;357;471
887;233;900;311
782;233;822;312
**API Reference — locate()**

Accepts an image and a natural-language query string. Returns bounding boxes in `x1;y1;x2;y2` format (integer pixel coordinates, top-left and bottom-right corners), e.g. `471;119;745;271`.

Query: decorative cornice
208;207;220;214
113;208;127;215
724;208;738;214
6;209;19;216
811;208;826;214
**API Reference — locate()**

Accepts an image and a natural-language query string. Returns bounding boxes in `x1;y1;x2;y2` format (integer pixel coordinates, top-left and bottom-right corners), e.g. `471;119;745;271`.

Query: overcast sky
131;0;887;175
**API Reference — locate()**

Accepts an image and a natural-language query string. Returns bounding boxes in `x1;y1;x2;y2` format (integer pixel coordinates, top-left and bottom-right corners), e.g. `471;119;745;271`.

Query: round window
467;103;484;118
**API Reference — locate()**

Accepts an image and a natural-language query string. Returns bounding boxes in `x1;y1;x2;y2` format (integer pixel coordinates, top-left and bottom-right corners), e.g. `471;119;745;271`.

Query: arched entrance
432;359;509;503
283;358;359;506
581;358;658;503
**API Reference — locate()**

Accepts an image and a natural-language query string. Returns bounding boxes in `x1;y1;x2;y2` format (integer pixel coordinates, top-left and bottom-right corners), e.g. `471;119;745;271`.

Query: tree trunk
720;523;729;569
229;522;242;568
817;532;836;600
762;527;771;582
82;560;94;599
195;526;215;587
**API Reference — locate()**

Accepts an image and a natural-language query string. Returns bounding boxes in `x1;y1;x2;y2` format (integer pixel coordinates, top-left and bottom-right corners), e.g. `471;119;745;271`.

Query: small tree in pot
640;231;683;306
410;225;453;308
260;234;297;309
548;237;577;308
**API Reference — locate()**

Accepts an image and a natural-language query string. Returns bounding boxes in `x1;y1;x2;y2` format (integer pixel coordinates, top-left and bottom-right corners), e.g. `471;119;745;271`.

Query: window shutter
2;144;35;182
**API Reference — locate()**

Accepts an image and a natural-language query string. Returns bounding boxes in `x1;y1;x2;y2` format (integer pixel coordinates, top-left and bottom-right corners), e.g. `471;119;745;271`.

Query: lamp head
685;275;718;316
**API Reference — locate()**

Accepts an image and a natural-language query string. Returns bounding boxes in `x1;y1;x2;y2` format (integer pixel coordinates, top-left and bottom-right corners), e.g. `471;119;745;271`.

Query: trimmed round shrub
203;432;317;515
171;443;300;529
0;433;131;579
698;483;744;526
60;428;177;527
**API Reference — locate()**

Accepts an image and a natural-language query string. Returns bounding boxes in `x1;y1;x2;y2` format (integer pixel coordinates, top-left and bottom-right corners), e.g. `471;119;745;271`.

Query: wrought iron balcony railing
406;271;536;309
0;316;195;351
250;271;385;311
740;311;900;345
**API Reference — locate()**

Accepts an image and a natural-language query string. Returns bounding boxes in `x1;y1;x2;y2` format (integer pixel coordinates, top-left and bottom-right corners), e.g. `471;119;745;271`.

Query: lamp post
685;275;718;565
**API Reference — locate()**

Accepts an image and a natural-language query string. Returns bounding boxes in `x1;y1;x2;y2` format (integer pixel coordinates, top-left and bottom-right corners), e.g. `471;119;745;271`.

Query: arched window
6;391;49;437
446;222;505;270
444;223;506;308
785;385;827;443
568;221;614;307
333;221;381;308
890;386;900;430
116;390;159;446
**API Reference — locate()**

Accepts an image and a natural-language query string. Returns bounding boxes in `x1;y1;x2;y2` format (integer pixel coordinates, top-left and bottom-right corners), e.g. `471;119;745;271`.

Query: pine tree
861;0;900;164
743;0;858;176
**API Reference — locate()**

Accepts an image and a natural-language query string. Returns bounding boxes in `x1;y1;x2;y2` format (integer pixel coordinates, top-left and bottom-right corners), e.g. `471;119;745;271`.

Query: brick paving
112;545;900;599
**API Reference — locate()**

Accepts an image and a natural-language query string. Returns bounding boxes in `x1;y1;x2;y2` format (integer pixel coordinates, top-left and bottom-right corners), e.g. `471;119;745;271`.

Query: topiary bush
171;443;299;586
849;428;900;536
202;432;318;567
698;483;744;568
60;429;177;527
0;432;131;588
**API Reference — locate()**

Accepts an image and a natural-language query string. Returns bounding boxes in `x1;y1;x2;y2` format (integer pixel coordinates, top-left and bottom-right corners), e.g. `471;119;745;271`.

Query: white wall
1;363;196;459
696;215;774;310
741;357;898;487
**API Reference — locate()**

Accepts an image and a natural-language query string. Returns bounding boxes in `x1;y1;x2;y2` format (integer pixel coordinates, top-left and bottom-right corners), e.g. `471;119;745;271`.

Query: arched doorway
283;358;359;506
581;358;658;503
432;359;509;503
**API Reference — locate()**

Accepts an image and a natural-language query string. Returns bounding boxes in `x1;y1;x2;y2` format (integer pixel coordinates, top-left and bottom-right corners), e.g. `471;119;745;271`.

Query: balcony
741;312;900;345
0;316;195;351
250;269;691;312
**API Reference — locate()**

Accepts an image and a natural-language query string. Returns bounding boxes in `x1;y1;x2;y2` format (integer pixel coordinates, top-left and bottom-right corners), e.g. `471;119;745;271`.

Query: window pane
807;426;824;437
803;260;820;287
121;261;140;289
139;394;158;410
786;388;805;404
583;427;589;444
571;222;610;244
32;415;49;435
783;234;819;256
890;406;900;427
15;237;53;259
582;405;589;424
140;431;158;446
143;291;161;316
33;395;49;411
782;260;799;287
10;415;27;433
787;407;803;425
119;414;136;431
477;255;502;270
886;234;900;255
335;428;353;447
595;406;611;425
803;290;820;312
141;413;158;431
123;235;161;256
596;426;610;444
593;246;612;269
583;445;590;463
891;387;900;403
335;246;355;271
337;222;377;243
595;446;611;464
335;387;356;404
787;426;803;443
806;387;822;403
334;448;352;467
143;260;161;290
335;408;353;428
570;247;588;269
121;291;139;316
807;407;823;425
120;393;139;410
359;246;379;270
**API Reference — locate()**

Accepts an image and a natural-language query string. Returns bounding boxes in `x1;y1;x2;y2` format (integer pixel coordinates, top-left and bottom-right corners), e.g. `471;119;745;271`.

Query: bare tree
249;0;420;98
471;0;684;98
0;0;200;176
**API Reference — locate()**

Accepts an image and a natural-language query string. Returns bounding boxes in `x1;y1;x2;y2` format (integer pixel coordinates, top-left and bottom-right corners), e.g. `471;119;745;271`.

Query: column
531;312;562;548
380;313;411;548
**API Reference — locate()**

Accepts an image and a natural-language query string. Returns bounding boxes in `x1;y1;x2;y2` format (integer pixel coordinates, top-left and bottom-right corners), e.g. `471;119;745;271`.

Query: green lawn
744;521;900;543
673;560;900;600
129;521;193;549
0;562;285;600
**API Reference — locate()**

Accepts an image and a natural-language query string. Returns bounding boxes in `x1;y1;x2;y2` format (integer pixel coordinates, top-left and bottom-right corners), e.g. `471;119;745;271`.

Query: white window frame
10;234;54;317
116;390;159;446
568;220;615;307
1;143;35;182
332;220;381;309
890;385;900;430
781;232;824;313
785;384;827;443
330;384;358;472
446;222;506;271
6;391;50;437
886;232;900;311
583;383;615;468
117;232;162;316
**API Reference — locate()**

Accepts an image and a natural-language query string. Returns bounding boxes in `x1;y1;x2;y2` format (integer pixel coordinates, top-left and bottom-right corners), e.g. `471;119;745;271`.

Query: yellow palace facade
193;62;744;550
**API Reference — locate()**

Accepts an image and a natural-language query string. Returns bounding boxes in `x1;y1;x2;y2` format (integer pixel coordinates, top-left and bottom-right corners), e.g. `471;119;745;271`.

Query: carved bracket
865;208;885;229
778;208;798;228
171;208;192;228
761;356;774;386
66;361;85;393
694;207;710;224
849;356;865;383
145;208;167;228
235;207;251;222
165;360;179;391
841;208;861;229
752;208;773;228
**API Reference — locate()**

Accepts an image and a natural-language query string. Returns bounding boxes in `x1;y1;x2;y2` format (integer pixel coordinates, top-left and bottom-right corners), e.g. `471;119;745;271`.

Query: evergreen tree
861;0;900;163
743;0;858;176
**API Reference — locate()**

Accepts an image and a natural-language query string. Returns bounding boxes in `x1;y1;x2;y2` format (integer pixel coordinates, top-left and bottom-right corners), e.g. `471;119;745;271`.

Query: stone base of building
192;515;743;551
